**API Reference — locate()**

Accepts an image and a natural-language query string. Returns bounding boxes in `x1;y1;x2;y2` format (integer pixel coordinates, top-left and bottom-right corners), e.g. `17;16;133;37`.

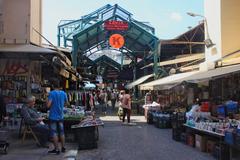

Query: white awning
140;71;198;90
140;64;240;90
126;74;154;89
186;64;240;83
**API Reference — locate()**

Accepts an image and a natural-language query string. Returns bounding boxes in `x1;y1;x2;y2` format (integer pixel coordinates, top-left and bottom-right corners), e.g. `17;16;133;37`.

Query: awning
142;53;204;69
0;44;56;53
142;83;178;91
140;64;240;90
140;71;198;90
186;64;240;83
126;74;154;89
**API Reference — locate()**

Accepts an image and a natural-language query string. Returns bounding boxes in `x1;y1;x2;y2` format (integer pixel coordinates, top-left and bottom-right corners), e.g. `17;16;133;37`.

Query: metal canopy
137;22;205;69
58;4;158;67
94;55;121;71
160;22;205;61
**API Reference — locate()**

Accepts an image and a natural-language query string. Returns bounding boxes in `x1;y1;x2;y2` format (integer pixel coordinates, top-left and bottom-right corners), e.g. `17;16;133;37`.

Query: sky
42;0;204;46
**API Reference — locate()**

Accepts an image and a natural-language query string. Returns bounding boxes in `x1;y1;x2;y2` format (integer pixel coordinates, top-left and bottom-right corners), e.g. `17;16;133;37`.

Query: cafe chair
21;120;41;146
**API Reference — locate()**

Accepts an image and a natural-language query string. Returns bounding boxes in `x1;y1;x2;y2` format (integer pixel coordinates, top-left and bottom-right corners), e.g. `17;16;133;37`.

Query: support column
133;56;138;98
57;27;61;47
153;40;161;79
121;51;124;69
143;51;147;75
72;39;78;68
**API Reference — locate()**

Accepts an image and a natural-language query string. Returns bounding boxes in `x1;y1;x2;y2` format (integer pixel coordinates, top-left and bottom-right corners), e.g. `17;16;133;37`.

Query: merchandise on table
72;117;104;128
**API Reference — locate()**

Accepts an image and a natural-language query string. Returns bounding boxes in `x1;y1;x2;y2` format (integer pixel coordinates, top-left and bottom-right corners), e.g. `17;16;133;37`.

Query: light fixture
187;12;215;48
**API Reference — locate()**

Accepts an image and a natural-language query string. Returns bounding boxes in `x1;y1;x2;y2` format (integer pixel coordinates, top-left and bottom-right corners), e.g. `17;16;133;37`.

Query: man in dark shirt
21;95;49;147
0;94;7;124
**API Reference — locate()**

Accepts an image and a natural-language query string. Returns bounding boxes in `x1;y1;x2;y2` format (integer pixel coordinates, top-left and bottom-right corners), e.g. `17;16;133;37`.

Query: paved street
0;115;215;160
77;115;215;160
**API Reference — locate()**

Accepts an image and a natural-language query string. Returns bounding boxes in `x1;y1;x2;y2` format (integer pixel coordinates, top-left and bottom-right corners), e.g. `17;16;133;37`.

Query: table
183;124;227;160
184;124;240;160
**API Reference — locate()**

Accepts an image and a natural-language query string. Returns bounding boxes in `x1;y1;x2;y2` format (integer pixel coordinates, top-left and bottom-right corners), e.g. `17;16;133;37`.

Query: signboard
104;21;128;31
109;34;125;49
0;60;29;76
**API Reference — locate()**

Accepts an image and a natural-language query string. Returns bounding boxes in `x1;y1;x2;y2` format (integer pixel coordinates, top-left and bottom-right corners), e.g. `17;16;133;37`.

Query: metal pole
153;40;161;79
133;56;138;98
121;51;124;69
143;50;147;75
57;27;61;47
72;39;78;68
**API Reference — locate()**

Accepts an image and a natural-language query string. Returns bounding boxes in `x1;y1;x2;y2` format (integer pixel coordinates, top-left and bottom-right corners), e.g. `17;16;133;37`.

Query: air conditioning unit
199;61;215;71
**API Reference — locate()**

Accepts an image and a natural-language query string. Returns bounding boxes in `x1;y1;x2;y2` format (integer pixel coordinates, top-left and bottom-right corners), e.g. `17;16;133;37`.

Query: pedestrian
121;89;131;124
99;89;107;115
110;89;117;110
0;94;7;124
21;95;49;147
47;80;68;154
145;91;152;104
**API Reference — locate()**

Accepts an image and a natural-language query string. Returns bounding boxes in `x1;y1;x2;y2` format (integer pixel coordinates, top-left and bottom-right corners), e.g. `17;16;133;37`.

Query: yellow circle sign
109;34;125;49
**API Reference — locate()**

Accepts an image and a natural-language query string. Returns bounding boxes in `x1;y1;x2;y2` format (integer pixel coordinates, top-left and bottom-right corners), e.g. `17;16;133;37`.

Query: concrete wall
221;0;240;57
204;0;222;62
0;0;42;45
30;0;42;45
205;0;240;62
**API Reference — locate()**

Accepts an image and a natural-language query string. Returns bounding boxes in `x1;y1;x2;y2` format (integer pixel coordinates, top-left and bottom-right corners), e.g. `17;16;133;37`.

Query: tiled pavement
0;114;215;160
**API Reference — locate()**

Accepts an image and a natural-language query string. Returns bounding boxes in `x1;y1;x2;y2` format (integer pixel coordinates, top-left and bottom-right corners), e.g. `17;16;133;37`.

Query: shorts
49;120;64;137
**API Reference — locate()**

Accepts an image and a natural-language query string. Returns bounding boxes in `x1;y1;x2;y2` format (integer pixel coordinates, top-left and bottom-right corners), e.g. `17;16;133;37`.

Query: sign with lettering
104;21;128;31
109;34;125;49
0;60;29;76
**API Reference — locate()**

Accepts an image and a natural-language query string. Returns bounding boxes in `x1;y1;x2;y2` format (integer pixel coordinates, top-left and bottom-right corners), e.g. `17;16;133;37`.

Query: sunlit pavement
77;115;215;160
0;112;214;160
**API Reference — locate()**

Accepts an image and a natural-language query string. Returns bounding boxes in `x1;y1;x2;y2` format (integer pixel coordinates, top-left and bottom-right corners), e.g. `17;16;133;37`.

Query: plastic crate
212;144;229;160
201;102;210;112
235;132;240;147
147;111;154;124
224;131;235;145
180;133;187;144
172;128;181;141
217;105;226;117
226;101;238;114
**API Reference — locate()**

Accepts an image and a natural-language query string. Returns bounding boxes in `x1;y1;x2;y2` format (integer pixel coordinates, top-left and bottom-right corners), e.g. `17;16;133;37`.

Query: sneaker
61;147;66;153
48;149;60;155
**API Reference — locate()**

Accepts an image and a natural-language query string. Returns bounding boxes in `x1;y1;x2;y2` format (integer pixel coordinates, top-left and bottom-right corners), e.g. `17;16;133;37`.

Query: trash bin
73;126;98;150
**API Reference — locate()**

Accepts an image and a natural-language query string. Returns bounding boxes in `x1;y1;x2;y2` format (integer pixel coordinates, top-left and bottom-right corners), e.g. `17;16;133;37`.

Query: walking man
47;80;68;154
110;90;117;110
121;89;131;124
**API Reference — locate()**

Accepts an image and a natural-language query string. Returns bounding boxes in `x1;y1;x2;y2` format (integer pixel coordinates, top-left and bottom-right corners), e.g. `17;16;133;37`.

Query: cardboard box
206;140;216;153
195;134;207;152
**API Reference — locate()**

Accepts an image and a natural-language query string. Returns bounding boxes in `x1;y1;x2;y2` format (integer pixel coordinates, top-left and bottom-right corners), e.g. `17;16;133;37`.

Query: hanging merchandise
66;80;69;89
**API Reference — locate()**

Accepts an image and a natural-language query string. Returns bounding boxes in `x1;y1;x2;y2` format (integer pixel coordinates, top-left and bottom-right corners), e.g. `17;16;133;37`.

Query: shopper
0;94;7;124
21;95;49;147
145;91;152;104
110;89;117;110
99;89;107;115
47;80;68;154
121;89;131;124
